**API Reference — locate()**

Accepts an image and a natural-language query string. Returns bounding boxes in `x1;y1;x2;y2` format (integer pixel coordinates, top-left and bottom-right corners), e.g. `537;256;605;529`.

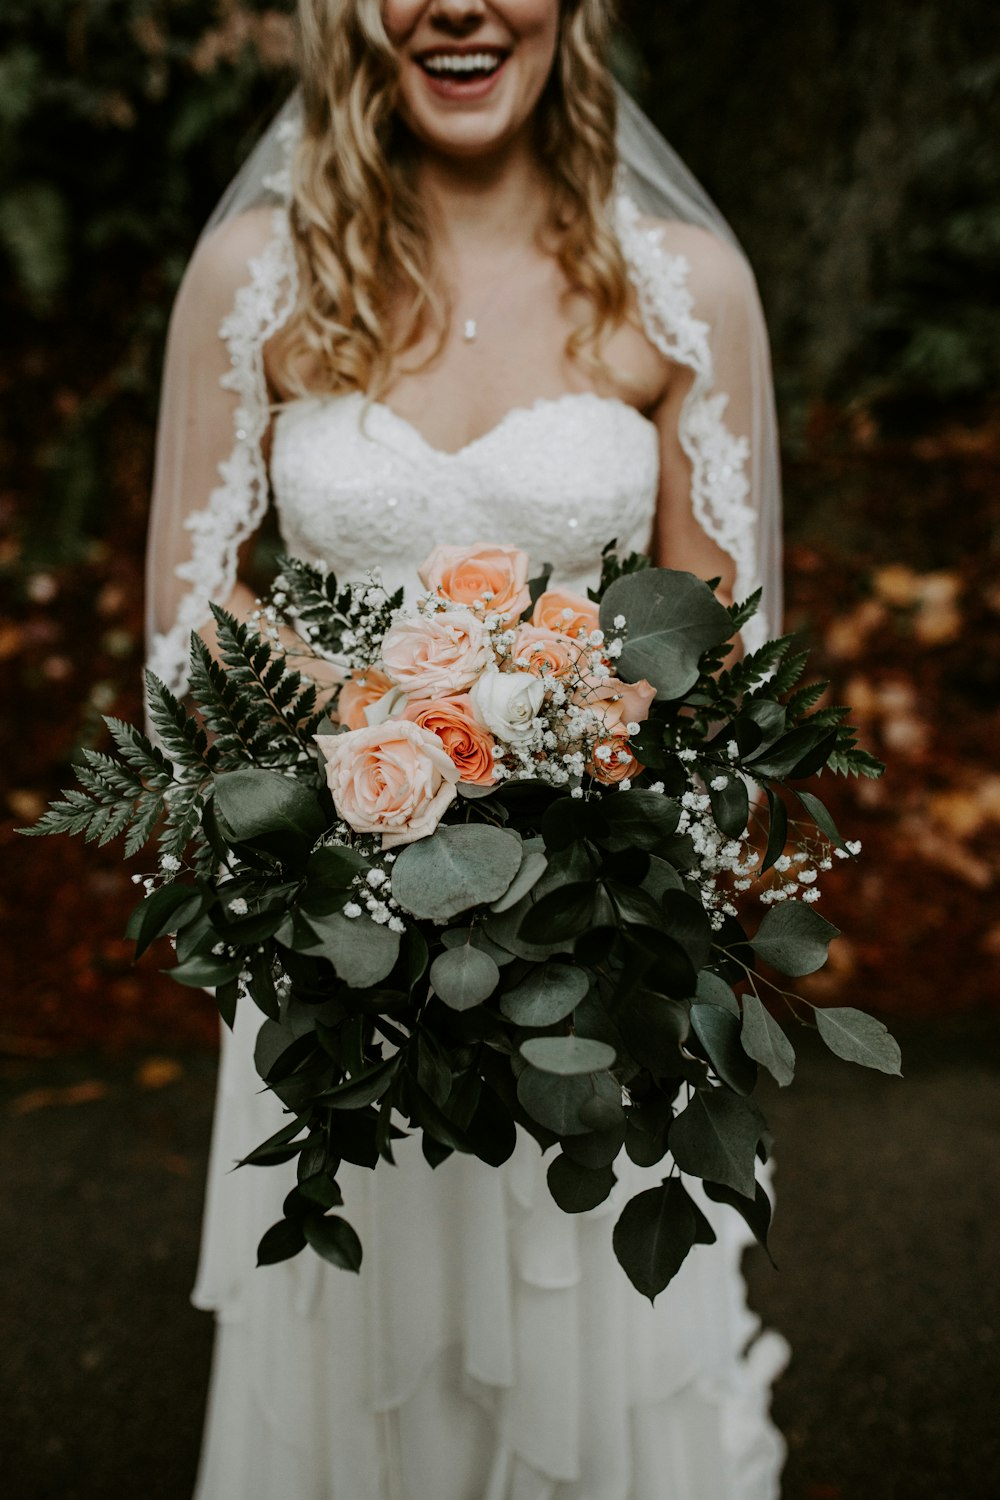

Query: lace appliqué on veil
147;204;298;697
614;194;761;627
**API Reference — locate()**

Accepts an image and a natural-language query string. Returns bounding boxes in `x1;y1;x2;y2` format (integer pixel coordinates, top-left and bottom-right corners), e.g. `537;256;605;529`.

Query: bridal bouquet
25;540;899;1300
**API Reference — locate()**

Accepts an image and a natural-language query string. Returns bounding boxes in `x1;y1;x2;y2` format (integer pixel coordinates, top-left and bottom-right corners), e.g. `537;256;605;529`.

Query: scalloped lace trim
148;203;298;697
614;194;761;630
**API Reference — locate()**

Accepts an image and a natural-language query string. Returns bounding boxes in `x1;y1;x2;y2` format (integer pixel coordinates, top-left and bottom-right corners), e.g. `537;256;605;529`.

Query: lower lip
418;56;509;102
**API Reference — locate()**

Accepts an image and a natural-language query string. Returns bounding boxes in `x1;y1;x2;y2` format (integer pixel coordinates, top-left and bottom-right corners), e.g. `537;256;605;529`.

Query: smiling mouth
418;49;510;83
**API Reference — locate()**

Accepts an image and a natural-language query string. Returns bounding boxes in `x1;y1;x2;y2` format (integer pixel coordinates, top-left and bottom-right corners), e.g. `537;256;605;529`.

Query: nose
427;0;488;32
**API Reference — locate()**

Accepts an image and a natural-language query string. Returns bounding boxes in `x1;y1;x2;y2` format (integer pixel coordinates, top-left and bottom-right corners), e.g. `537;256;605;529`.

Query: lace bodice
270;390;660;595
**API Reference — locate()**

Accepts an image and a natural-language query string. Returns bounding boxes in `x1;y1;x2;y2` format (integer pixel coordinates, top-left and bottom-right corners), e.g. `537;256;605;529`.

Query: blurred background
0;3;997;1498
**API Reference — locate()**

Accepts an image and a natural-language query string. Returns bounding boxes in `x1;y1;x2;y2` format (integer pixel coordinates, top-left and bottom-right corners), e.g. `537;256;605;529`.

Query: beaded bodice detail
270;391;660;596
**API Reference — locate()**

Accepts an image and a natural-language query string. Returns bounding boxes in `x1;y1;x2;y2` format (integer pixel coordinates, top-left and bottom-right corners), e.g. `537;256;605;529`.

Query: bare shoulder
181;206;284;312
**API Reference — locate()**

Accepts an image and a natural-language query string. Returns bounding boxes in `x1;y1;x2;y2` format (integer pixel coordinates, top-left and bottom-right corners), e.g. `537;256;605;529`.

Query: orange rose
337;666;396;731
315;720;459;850
590;722;642;785
531;587;600;642
403;694;497;786
510;624;582;680
418;542;532;624
574;674;657;725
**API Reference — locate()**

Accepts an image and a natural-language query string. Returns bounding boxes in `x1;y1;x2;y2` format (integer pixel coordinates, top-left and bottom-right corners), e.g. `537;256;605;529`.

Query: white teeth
423;52;503;76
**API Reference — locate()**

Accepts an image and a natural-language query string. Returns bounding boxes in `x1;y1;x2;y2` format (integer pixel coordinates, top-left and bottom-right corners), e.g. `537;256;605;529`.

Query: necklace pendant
462;319;478;343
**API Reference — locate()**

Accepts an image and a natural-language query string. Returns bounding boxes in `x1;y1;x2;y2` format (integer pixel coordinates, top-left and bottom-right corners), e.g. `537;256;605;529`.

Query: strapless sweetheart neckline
281;387;658;462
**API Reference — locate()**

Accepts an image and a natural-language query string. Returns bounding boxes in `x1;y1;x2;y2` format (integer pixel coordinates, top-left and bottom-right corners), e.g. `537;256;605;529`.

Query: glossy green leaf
303;1213;363;1272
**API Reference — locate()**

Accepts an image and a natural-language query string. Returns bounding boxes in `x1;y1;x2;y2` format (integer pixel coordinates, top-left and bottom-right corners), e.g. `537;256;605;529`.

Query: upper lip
416;43;511;60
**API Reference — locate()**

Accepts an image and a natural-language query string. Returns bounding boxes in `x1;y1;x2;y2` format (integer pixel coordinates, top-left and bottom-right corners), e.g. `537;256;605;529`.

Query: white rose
470;670;546;745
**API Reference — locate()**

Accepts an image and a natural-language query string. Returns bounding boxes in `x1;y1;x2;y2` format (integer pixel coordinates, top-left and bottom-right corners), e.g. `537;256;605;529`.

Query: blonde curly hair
278;0;630;398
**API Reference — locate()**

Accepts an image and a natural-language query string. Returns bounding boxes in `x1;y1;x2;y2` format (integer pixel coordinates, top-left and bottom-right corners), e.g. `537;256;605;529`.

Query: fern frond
728;588;763;634
784;680;829;720
145;672;216;775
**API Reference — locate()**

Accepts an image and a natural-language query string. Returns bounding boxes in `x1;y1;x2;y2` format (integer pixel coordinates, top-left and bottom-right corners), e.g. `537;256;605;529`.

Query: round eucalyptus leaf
429;944;500;1011
489;838;548;913
690;1003;757;1095
599;569;732;700
612;1178;716;1303
500;963;589;1027
749;902;840;977
520;1035;617;1076
516;1065;620;1137
296;911;401;988
547;1154;617;1213
391;824;523;921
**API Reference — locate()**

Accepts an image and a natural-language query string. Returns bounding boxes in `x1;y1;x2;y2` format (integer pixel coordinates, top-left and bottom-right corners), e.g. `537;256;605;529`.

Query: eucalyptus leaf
740;990;796;1086
429;943;500;1010
599;569;733;699
612;1178;716;1303
297;911;401;988
489;840;548;912
500;962;589;1027
814;1007;903;1076
391;825;523;921
695;971;740;1015
520;1035;617;1076
517;1066;620;1136
668;1091;763;1198
690;1004;757;1095
703;1178;775;1262
547;1154;617;1213
750;903;840;977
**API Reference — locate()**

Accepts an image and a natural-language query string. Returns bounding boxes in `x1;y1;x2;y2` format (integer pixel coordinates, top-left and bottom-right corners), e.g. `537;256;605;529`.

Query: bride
146;2;788;1496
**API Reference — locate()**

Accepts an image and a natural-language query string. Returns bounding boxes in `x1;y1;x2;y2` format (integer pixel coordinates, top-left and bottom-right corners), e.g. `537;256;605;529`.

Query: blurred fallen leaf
928;790;986;840
135;1057;183;1091
872;564;922;608
825;600;887;660
7;789;46;822
0;624;22;661
10;1080;108;1116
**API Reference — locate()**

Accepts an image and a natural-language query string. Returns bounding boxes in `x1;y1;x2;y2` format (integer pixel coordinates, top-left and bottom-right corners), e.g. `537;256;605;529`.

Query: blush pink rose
403;694;497;787
510;624;583;680
531;588;600;641
381;608;491;698
419;543;532;624
316;720;459;849
337;666;396;731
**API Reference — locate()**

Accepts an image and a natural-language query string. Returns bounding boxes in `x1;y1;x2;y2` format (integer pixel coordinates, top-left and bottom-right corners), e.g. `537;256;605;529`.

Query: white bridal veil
144;81;783;697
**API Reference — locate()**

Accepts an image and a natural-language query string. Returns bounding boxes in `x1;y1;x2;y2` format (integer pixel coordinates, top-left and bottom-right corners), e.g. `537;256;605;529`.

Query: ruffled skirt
191;1002;789;1500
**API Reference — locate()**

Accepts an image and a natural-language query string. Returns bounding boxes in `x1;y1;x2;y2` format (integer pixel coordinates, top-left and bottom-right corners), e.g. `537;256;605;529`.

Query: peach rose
337;666;396;731
531;587;600;642
590;722;642;786
403;694;497;787
575;673;657;725
381;608;491;698
510;624;582;680
316;720;459;850
419;542;531;624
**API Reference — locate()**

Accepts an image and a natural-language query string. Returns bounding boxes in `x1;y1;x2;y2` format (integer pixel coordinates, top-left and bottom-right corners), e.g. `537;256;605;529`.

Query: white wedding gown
188;384;790;1500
